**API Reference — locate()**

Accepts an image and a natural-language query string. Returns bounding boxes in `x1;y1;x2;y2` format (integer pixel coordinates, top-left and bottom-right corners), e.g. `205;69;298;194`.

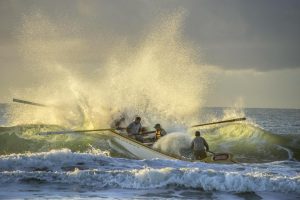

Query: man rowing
191;131;209;160
111;116;126;130
154;123;167;141
126;116;143;142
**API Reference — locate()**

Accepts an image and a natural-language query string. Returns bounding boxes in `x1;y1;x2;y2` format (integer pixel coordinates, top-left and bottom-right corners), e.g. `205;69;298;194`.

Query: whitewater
0;105;299;199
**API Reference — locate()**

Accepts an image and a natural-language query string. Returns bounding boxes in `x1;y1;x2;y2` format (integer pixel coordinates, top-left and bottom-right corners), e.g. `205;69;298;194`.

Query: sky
0;0;300;109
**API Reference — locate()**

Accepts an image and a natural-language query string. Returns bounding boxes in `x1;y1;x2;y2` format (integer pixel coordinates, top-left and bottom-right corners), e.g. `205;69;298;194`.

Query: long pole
13;98;48;107
191;117;246;128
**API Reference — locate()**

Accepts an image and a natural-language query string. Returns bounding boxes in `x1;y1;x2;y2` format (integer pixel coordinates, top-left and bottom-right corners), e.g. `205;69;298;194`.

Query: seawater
0;104;299;200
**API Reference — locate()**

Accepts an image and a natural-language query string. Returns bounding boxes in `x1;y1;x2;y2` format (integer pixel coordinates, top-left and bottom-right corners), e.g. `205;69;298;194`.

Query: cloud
181;0;300;70
1;0;300;71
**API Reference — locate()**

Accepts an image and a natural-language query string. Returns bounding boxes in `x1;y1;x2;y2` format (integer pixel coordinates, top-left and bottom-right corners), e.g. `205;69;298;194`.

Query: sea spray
153;132;192;156
9;10;210;130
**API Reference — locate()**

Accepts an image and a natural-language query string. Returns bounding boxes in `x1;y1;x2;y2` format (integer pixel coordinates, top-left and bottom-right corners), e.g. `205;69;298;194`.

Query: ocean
0;104;299;200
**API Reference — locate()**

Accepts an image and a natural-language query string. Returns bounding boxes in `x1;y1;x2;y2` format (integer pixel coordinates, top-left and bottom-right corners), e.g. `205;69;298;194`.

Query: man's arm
191;140;194;149
139;124;143;133
203;139;209;151
126;123;133;134
161;129;167;136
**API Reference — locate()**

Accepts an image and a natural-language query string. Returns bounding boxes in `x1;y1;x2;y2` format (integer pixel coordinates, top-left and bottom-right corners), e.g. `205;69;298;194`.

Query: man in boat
154;123;167;141
191;131;209;160
126;116;143;142
111;115;126;130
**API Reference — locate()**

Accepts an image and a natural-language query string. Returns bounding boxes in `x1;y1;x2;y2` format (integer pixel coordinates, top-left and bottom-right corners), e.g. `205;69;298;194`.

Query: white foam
0;150;299;194
276;145;294;160
0;149;110;172
153;132;192;156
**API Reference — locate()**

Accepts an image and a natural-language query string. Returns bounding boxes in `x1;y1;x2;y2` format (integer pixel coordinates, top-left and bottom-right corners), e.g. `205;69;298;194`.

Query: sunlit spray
153;132;193;156
10;10;210;132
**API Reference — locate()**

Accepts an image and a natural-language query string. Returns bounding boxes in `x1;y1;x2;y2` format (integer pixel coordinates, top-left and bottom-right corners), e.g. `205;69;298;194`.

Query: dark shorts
193;150;207;160
128;134;143;142
135;135;144;142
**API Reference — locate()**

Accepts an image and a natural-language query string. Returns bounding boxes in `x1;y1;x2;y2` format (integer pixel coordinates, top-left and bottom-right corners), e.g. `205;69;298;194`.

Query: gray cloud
181;0;300;70
1;0;300;72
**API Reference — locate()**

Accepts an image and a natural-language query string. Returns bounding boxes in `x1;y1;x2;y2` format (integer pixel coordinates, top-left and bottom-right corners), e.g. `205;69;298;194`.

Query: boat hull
108;130;236;163
110;130;177;160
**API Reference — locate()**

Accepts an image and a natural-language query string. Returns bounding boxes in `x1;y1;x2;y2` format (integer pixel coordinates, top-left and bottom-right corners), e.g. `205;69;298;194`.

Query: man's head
154;123;161;130
134;116;141;123
195;131;200;137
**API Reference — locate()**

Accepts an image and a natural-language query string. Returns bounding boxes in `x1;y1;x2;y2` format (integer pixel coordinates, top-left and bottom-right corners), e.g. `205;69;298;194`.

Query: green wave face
1;123;299;162
203;123;300;162
0;125;126;157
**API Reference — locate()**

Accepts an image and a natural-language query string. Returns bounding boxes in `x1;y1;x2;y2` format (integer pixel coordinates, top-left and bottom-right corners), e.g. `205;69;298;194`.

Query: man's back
192;137;208;151
127;122;141;135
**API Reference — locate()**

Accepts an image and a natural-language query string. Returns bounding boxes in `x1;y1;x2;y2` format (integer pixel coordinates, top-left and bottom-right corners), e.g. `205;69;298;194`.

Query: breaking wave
203;123;300;162
0;122;299;162
0;149;299;193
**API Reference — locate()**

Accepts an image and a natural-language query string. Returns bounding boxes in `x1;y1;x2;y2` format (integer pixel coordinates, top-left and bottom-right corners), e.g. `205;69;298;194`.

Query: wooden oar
141;130;156;135
13;98;50;108
207;150;215;155
116;127;156;135
191;117;246;128
39;128;115;135
39;127;156;136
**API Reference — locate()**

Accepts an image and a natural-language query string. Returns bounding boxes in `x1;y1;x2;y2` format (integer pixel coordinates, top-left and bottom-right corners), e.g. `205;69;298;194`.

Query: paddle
207;150;215;155
115;127;156;135
39;128;156;136
13;98;50;108
191;117;246;128
39;128;115;135
141;130;156;135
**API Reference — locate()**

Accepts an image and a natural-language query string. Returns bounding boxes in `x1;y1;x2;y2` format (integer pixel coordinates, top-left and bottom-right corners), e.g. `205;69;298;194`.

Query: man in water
126;116;143;142
154;123;167;141
191;131;209;160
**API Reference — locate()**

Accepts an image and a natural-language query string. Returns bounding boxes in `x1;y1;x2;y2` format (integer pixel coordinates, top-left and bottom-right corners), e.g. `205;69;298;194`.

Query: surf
0;149;299;194
1;122;299;162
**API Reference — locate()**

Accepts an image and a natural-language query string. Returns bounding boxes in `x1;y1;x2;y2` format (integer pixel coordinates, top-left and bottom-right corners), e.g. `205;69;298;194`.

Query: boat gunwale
109;130;189;161
106;130;236;163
